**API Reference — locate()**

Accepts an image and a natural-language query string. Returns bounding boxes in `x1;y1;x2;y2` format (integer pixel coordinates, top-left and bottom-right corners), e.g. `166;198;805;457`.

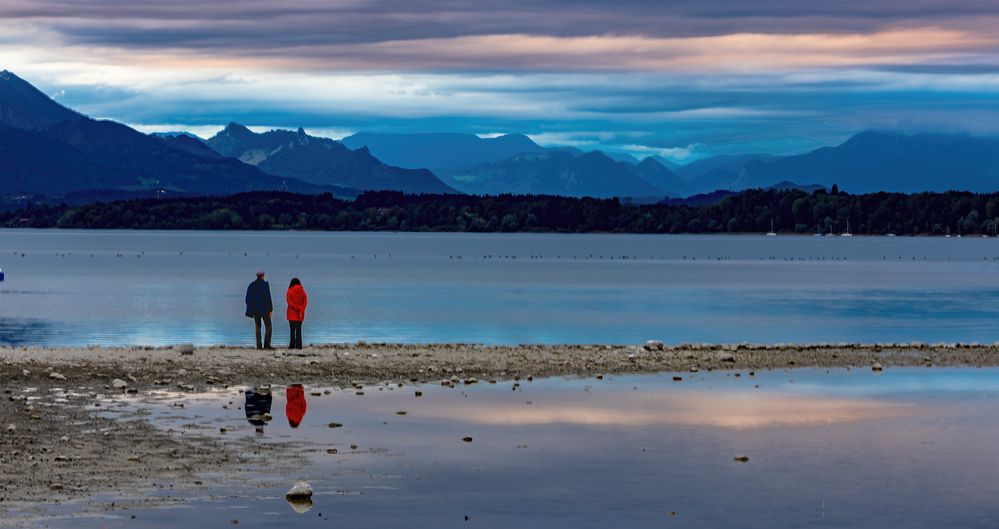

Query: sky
3;0;999;161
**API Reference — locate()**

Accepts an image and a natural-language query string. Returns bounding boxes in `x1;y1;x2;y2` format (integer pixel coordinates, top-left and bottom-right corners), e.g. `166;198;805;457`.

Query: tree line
4;188;999;235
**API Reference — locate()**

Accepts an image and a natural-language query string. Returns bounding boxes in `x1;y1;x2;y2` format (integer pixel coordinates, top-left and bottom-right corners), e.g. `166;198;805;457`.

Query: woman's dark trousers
289;321;303;349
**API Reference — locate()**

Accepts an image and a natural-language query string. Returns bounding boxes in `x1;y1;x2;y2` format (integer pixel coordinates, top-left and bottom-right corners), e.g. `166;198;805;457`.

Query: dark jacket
245;278;273;317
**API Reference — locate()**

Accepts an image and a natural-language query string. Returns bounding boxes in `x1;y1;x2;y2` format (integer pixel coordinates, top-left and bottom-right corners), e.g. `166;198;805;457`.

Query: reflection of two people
243;384;308;434
243;384;312;513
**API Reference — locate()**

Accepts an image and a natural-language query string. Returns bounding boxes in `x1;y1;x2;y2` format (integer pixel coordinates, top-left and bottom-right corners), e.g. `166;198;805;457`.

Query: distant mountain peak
0;69;83;129
223;122;252;134
205;125;455;194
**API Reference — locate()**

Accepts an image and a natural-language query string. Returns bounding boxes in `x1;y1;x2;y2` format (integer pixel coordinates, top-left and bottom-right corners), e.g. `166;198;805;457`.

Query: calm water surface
25;368;999;528
2;229;999;345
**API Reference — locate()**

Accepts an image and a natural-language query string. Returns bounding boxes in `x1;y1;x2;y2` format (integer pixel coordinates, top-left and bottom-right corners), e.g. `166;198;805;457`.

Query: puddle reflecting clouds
28;369;999;528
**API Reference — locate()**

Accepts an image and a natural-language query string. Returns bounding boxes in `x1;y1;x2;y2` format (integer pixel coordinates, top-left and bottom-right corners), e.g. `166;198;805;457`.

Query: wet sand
3;341;999;524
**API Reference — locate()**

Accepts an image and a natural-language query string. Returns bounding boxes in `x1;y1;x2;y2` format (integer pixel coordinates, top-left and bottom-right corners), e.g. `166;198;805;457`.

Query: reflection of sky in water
5;230;999;345
33;368;999;528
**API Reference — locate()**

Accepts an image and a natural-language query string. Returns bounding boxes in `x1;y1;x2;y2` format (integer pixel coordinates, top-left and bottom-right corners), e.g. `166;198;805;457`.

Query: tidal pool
24;368;999;528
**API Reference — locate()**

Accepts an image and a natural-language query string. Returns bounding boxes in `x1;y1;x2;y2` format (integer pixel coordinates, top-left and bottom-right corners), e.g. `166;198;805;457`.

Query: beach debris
285;481;314;500
177;343;195;355
734;455;750;463
644;340;665;351
327;448;338;454
111;379;128;390
48;372;66;381
462;436;474;443
716;352;735;363
872;362;884;372
21;369;30;377
49;483;64;491
673;376;683;382
415;390;423;397
328;422;343;428
396;411;408;415
6;424;15;432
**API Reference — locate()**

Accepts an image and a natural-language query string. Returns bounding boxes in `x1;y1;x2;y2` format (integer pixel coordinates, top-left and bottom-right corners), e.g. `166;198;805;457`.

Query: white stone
111;379;128;390
285;481;314;500
49;372;66;381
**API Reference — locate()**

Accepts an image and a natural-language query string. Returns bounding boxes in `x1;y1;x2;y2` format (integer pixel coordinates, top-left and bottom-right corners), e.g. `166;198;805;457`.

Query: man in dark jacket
245;271;274;349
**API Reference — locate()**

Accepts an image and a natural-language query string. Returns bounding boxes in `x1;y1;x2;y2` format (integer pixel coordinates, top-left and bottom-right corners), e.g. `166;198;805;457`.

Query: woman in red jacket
286;277;308;349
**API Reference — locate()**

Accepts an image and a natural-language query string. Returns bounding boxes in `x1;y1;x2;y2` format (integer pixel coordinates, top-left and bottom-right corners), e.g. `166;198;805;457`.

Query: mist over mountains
3;70;999;204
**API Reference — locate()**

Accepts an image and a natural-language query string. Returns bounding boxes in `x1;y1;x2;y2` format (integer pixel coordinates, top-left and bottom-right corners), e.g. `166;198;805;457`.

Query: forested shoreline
4;188;999;235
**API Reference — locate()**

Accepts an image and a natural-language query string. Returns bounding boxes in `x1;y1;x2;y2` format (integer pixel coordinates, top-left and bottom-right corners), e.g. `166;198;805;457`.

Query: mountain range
734;131;999;193
207;125;454;194
4;69;999;202
0;70;339;198
342;131;685;197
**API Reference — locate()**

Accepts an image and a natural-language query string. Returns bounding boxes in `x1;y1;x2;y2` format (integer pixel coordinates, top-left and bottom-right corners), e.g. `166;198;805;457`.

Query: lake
21;368;999;528
2;229;999;346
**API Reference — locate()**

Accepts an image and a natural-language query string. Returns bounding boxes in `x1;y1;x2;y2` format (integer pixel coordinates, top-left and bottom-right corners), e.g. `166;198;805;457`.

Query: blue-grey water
2;229;999;346
22;368;999;528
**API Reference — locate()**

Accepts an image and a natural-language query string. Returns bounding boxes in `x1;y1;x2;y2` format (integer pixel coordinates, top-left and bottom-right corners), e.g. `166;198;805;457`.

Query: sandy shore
3;341;999;524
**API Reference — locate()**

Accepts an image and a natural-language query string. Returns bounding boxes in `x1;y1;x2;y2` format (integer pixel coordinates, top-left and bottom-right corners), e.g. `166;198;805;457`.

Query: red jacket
286;384;307;428
286;284;308;321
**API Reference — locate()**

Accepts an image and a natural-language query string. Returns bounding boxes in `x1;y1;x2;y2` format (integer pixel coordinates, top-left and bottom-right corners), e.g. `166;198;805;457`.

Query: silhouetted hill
154;133;221;159
341;132;547;175
0;125;127;195
209;125;455;194
447;150;665;198
740;131;999;193
631;158;685;196
669;153;776;182
0;70;82;130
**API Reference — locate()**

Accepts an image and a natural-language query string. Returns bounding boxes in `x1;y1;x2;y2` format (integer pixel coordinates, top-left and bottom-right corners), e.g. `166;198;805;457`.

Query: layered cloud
2;0;999;158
